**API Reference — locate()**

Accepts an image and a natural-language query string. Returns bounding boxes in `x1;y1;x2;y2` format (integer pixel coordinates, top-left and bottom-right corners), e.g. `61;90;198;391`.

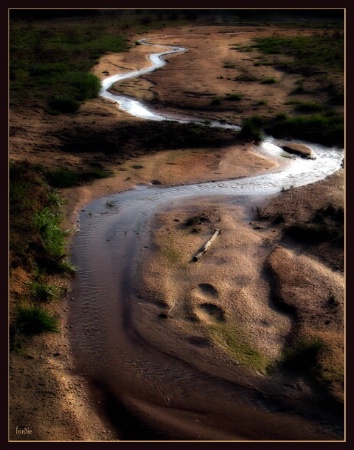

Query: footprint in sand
191;283;226;324
196;303;225;323
197;283;219;298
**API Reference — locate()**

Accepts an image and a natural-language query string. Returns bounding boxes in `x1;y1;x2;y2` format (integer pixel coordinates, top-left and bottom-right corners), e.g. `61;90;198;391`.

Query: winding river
70;40;344;440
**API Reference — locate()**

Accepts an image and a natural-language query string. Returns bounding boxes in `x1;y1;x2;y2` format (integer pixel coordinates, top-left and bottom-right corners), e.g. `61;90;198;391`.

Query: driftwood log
193;229;220;262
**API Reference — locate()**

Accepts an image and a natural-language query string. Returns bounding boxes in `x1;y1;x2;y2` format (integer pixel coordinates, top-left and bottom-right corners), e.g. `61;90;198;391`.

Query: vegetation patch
244;33;343;146
57;121;239;154
11;162;68;272
46;167;112;188
280;336;326;372
254;100;268;106
235;73;258;82
263;113;344;147
261;77;278;84
30;280;59;302
286;100;325;113
238;115;264;143
160;236;183;266
285;204;344;246
10;16;128;112
251;33;344;74
10;161;74;348
13;304;59;336
210;323;270;373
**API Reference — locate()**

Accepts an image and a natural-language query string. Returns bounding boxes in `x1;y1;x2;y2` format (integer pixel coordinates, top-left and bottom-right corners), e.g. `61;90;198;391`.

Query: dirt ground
9;24;344;441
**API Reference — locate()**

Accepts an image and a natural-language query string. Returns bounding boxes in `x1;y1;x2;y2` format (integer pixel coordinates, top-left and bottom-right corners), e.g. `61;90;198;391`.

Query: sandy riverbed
9;23;344;441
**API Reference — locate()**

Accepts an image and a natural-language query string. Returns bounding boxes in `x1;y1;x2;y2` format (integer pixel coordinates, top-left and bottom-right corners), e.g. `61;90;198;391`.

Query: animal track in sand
196;303;226;323
196;283;219;298
190;283;225;323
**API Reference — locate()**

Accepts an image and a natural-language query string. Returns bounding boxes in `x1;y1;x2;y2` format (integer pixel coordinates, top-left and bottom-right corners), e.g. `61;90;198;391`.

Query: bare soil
9;23;344;441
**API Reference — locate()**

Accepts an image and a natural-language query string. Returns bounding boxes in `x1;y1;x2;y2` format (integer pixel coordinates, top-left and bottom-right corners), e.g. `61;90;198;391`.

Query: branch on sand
193;229;220;262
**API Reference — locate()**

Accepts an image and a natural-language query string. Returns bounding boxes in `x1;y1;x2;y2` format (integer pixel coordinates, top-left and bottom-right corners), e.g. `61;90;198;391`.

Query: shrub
46;167;79;187
31;281;58;302
264;113;344;147
281;337;326;371
284;203;343;246
63;71;101;101
261;77;277;84
238;115;264;143
287;100;324;113
252;35;344;73
286;223;335;243
48;94;80;113
33;208;66;260
15;304;59;335
46;167;112;188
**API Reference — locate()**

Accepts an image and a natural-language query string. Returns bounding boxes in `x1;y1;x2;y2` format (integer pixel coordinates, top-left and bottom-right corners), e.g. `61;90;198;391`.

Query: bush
238;115;264;143
286;223;334;243
63;72;101;101
284;203;344;247
252;35;344;73
31;281;58;302
33;208;66;260
48;94;80;113
261;77;277;84
46;167;112;188
287;100;324;113
281;337;326;371
15;304;59;335
264;113;344;147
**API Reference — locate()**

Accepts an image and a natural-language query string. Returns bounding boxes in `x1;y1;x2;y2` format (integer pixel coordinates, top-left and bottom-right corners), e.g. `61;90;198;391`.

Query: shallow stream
70;40;344;440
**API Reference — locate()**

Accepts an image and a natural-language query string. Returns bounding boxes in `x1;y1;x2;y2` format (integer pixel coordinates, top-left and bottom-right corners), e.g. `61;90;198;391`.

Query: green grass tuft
30;281;59;302
235;73;258;82
33;208;67;260
261;77;277;84
14;304;59;335
238;115;264;143
286;100;325;113
210;323;270;373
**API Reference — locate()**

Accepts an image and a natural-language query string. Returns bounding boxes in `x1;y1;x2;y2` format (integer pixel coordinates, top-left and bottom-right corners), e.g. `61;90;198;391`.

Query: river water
70;40;344;440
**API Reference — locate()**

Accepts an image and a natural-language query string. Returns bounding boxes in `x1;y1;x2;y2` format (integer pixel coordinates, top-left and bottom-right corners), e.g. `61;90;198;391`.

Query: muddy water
69;41;344;440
